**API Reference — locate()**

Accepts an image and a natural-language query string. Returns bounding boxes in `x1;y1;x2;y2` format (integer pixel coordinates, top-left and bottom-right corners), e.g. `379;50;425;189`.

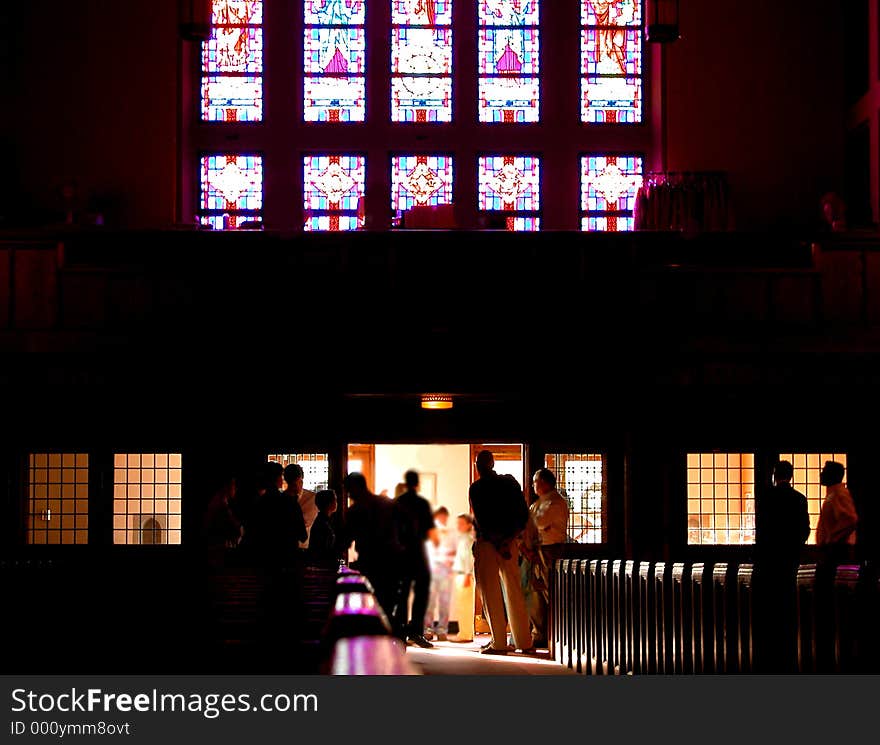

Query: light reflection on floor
404;633;575;675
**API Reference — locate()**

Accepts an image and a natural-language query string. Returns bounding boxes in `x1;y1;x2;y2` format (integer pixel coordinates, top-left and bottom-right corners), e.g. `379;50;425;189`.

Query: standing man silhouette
469;450;531;653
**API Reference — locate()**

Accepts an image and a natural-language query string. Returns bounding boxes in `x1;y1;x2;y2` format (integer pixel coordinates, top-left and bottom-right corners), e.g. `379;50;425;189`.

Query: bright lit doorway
345;442;526;518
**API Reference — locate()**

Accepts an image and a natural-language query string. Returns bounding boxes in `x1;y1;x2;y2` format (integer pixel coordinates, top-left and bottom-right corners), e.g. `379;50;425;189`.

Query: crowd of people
200;450;573;654
200;451;858;661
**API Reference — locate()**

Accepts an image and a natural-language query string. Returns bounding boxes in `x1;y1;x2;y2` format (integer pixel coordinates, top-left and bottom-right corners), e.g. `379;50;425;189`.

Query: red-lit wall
7;0;845;231
665;0;846;231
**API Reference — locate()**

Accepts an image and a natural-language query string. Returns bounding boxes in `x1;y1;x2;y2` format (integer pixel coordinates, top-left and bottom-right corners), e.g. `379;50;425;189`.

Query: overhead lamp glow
421;394;453;410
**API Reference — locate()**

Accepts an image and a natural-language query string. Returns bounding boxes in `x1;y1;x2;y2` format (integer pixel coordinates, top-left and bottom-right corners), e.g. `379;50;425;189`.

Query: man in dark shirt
341;472;402;628
754;459;809;672
252;461;308;568
469;450;531;653
392;470;436;648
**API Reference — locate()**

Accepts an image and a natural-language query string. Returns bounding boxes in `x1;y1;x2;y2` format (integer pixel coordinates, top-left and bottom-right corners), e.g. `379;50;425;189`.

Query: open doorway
345;442;526;518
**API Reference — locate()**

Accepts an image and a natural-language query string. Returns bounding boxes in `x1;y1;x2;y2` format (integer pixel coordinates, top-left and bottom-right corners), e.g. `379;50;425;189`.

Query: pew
624;560;639;675
736;564;754;673
638;561;655;674
576;559;590;674
330;636;419;675
670;562;692;674
325;588;393;641
690;562;711;674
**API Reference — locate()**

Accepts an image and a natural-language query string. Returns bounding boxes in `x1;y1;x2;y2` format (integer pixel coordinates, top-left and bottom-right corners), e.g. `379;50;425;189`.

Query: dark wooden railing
551;559;880;674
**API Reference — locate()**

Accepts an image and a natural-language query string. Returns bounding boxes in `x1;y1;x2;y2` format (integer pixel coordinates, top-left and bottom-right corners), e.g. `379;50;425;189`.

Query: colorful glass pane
304;28;366;75
305;0;367;122
477;29;540;76
201;1;263;122
478;156;540;211
200;154;263;230
391;0;452;25
478;0;540;123
479;0;539;25
305;0;364;25
202;77;263;122
478;78;540;122
391;155;454;211
580;0;643;123
303;155;366;231
391;1;453;122
580;155;642;232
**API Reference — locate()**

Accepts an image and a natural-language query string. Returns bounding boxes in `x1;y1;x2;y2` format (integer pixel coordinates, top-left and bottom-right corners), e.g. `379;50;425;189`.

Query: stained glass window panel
303;155;366;231
477;29;540;76
478;156;540;211
580;155;642;232
580;0;643;123
477;0;541;123
200;154;263;230
201;1;263;122
478;78;540;123
304;28;366;75
202;77;263;122
391;0;453;25
391;0;453;122
686;453;755;546
391;155;454;211
305;0;367;122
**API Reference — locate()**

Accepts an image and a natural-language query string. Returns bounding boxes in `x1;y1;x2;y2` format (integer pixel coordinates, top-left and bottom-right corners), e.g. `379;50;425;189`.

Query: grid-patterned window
304;155;366;230
305;0;366;122
267;453;331;492
580;0;642;123
202;0;264;122
27;454;89;545
478;0;540;122
544;453;604;544
478;155;540;231
778;453;848;545
200;154;263;229
391;0;453;122
391;155;454;212
113;454;183;545
580;154;642;231
687;453;755;546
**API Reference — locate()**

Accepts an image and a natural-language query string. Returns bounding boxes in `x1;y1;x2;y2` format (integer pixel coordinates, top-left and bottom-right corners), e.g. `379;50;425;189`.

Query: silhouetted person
251;461;307;660
307;489;340;566
753;460;809;672
201;473;242;571
341;473;402;629
393;470;435;648
282;463;310;556
284;462;318;551
817;460;858;566
469;450;531;653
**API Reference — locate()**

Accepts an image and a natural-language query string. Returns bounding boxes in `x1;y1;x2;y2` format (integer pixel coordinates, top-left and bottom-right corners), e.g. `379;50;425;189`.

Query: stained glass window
580;154;642;231
391;155;454;212
391;1;453;122
686;453;755;546
27;454;89;545
303;155;366;231
581;0;642;123
478;0;540;123
113;454;183;546
305;0;366;122
478;155;540;231
200;154;263;229
779;453;848;545
202;1;264;122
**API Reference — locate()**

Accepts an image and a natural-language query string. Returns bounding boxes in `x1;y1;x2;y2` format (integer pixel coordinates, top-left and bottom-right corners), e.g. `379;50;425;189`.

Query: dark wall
10;0;179;227
6;0;847;230
665;0;846;230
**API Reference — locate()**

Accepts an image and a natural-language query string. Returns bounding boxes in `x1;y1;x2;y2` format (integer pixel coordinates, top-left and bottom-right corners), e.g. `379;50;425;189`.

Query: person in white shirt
451;513;476;641
424;506;457;640
523;468;570;648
